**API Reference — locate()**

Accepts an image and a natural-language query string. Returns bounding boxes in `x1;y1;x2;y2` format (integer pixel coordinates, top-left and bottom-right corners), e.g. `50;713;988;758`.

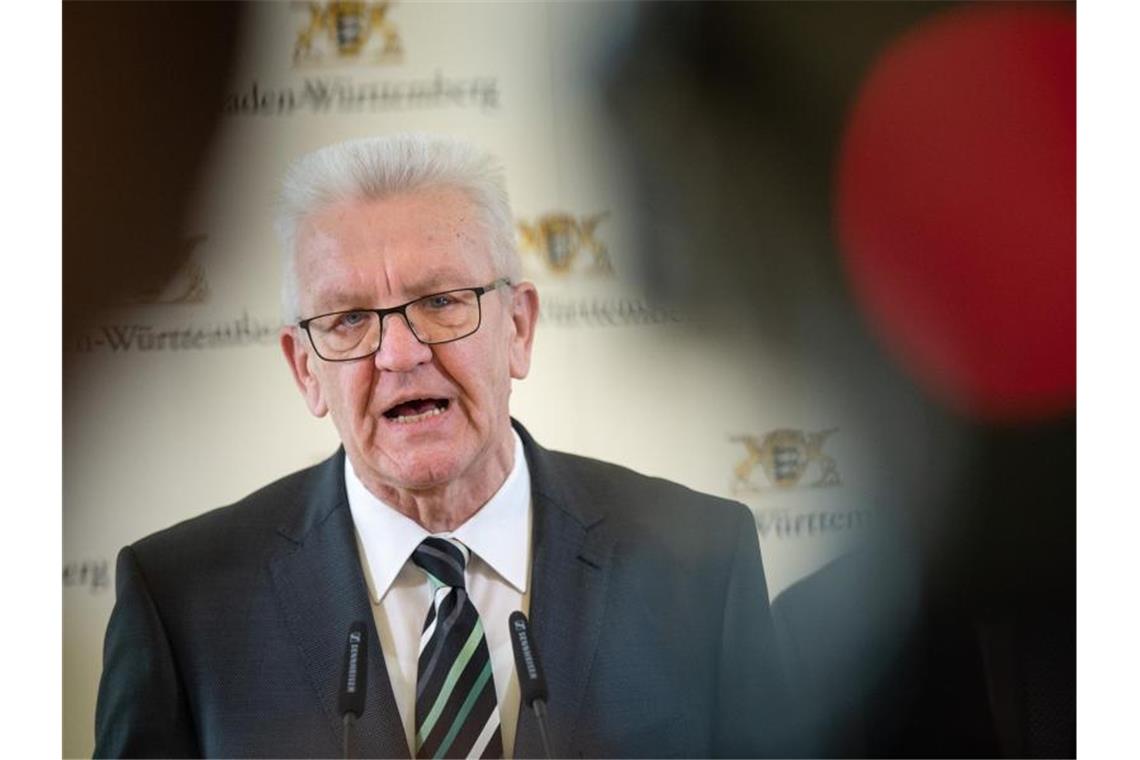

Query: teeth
390;405;446;424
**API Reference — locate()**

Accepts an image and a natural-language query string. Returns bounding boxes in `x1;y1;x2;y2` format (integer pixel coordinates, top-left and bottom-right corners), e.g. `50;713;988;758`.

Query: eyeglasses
297;277;512;362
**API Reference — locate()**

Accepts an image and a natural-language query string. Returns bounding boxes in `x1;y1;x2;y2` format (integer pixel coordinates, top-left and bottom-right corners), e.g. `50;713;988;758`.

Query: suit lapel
268;450;409;759
513;423;616;759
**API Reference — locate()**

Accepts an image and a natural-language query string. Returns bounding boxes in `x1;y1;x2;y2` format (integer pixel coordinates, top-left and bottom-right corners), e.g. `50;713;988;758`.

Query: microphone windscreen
339;621;368;717
508;611;549;706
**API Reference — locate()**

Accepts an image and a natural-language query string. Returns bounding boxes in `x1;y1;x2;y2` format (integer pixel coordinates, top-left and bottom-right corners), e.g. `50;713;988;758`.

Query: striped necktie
411;537;503;759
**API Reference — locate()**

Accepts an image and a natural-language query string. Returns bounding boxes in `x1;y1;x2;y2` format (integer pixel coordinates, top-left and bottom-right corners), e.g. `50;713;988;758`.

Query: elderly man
94;135;789;758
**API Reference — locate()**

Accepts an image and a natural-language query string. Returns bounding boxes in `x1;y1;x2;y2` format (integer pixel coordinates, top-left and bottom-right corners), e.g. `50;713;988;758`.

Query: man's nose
374;312;433;371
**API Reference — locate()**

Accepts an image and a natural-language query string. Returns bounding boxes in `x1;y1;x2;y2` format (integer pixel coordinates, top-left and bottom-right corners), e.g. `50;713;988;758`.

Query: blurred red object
835;4;1075;422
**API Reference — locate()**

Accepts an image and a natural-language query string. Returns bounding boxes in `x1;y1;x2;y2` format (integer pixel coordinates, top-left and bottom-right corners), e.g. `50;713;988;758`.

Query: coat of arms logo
731;428;841;494
517;212;613;276
292;1;403;66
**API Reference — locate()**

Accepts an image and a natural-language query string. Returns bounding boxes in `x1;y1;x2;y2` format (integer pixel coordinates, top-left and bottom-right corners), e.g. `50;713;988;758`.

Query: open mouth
383;398;450;424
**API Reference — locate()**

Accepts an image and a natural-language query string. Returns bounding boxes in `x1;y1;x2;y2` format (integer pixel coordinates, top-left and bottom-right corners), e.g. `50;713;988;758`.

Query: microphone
508;611;552;759
339;621;368;759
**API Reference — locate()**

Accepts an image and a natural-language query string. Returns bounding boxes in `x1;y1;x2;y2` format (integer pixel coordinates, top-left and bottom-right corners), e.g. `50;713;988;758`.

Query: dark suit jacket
94;422;790;758
772;540;1073;758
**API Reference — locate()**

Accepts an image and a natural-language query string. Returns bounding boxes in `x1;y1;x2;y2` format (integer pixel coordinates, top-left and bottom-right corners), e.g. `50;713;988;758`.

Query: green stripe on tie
433;660;494;759
415;619;485;749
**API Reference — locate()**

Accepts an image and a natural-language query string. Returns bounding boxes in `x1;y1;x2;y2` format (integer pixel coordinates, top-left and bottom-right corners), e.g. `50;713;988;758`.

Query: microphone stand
342;712;356;759
533;699;553;759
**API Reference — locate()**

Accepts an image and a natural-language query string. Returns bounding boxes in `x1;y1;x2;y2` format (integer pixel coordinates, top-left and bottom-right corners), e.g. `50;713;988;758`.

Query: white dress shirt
346;431;532;758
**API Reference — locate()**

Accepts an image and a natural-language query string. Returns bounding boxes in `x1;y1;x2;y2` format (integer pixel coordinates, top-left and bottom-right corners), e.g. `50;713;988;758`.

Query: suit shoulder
130;455;335;564
535;446;763;599
543;448;752;531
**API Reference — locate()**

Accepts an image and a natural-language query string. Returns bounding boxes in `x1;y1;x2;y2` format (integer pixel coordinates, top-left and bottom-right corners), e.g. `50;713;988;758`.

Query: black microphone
509;611;552;759
339;621;368;759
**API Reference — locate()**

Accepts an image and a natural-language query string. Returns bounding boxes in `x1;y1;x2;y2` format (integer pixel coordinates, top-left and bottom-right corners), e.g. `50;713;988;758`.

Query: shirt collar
345;429;531;602
450;431;531;594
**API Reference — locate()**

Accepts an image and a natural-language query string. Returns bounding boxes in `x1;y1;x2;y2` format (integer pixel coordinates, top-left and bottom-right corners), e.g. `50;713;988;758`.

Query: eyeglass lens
306;289;482;360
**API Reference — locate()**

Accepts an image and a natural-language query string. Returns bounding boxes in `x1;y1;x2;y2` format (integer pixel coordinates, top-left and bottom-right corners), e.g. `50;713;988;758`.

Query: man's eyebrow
308;271;475;311
309;289;371;312
404;270;474;294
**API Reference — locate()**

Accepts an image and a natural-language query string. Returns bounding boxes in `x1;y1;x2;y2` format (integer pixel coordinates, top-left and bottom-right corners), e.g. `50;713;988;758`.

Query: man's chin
369;449;467;493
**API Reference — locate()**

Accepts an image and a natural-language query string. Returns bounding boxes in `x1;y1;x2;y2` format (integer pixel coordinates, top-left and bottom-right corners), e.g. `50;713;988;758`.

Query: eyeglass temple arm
475;277;512;295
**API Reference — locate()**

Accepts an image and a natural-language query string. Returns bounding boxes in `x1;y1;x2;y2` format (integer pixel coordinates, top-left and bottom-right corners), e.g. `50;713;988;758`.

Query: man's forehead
305;186;480;235
299;191;489;256
295;191;497;306
298;243;498;313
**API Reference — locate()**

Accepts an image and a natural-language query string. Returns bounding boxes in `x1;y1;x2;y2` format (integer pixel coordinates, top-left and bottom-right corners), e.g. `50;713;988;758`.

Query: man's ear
507;282;540;380
280;326;329;417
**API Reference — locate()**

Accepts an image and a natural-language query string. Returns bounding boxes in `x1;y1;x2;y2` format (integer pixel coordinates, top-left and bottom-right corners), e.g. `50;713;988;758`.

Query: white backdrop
63;4;876;756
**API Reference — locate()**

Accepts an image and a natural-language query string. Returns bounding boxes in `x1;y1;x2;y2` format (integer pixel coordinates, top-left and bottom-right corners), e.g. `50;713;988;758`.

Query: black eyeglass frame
296;277;513;362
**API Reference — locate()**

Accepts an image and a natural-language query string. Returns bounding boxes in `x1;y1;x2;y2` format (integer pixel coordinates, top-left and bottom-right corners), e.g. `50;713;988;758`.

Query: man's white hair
274;133;521;322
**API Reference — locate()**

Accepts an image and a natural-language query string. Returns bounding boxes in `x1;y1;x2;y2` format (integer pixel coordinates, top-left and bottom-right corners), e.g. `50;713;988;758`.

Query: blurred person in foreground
603;3;1074;757
93;134;792;758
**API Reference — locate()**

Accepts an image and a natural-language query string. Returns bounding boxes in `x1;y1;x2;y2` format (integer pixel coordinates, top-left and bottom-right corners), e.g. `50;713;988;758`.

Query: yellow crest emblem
293;1;403;65
731;429;841;494
517;212;613;276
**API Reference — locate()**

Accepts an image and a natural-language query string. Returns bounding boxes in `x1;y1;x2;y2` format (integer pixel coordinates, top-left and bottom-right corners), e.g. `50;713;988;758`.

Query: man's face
280;186;538;494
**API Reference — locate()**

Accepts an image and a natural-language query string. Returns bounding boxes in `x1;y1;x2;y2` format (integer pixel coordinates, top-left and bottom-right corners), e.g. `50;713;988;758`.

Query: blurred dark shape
773;541;1003;757
63;1;242;358
603;1;950;353
604;2;1074;757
